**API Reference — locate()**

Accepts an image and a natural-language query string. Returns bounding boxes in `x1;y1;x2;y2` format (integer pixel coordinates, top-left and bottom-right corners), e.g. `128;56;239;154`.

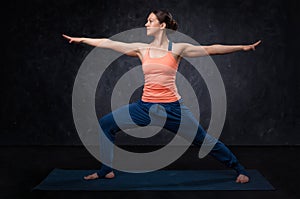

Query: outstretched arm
62;34;146;57
179;40;261;57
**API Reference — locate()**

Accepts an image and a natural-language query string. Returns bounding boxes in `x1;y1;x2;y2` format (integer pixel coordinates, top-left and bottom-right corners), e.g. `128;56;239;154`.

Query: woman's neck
150;32;169;49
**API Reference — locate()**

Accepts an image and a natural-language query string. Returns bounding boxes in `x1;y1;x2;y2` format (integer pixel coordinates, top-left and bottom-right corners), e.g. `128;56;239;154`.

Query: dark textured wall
2;0;299;145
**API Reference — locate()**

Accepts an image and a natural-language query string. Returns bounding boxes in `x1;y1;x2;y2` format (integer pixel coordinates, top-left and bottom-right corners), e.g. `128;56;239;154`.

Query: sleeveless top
141;41;181;102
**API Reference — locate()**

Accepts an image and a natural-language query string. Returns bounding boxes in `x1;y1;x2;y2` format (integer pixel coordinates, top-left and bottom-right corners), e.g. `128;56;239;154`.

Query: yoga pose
63;10;261;184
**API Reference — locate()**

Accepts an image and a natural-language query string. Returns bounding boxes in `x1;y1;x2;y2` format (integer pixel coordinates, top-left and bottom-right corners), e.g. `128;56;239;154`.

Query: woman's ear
160;22;166;29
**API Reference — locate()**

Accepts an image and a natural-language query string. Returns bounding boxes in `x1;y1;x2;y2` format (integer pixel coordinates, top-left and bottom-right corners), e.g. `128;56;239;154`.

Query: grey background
2;0;299;145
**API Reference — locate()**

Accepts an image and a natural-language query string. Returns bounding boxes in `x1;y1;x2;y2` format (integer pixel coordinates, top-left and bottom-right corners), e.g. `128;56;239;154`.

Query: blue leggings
97;99;247;177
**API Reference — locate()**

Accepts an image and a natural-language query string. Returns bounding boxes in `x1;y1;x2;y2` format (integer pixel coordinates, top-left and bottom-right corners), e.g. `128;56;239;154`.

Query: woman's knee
99;114;116;132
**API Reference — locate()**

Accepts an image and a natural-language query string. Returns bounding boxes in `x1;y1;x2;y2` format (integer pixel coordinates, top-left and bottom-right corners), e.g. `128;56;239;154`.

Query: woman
63;10;261;184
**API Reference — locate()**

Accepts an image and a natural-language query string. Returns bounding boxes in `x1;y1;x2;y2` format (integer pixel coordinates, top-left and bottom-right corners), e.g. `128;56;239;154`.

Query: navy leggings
97;98;247;177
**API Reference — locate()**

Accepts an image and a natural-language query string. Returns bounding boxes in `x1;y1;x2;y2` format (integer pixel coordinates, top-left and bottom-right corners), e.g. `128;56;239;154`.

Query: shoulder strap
168;41;172;51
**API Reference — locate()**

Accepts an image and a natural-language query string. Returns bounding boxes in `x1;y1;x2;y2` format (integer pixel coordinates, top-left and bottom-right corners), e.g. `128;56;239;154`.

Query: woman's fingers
253;40;261;49
250;40;261;51
254;40;261;46
62;34;70;39
62;34;73;43
62;34;82;43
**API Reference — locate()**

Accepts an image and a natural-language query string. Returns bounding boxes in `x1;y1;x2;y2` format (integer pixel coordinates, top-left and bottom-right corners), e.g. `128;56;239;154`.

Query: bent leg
96;101;151;177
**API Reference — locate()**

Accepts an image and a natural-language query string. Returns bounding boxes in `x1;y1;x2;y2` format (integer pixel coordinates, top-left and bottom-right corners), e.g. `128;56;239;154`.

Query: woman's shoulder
170;42;189;55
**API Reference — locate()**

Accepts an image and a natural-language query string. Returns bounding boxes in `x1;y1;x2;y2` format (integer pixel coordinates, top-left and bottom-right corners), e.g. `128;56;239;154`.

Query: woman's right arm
62;34;145;57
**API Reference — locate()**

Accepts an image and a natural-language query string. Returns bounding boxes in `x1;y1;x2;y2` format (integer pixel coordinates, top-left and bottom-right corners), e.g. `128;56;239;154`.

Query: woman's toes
236;174;249;183
105;171;115;179
84;173;99;180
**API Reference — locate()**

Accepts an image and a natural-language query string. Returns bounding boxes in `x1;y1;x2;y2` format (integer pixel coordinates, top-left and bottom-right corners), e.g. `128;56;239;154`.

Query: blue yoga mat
33;169;274;191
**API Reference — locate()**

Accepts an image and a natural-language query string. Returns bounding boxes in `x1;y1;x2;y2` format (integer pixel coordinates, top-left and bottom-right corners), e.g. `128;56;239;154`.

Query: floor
1;145;299;199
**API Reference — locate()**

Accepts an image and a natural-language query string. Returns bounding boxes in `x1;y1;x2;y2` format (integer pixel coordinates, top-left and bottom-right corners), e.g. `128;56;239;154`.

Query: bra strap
168;41;172;51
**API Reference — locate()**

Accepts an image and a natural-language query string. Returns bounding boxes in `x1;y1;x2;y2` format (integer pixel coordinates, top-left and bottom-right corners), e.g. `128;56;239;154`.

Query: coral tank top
141;41;181;103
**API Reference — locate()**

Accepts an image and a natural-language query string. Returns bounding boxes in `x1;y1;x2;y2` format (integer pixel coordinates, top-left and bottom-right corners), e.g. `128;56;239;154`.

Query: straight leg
162;100;247;176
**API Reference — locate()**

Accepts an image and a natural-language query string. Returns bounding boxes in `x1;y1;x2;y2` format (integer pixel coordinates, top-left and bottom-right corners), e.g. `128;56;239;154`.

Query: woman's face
145;13;163;36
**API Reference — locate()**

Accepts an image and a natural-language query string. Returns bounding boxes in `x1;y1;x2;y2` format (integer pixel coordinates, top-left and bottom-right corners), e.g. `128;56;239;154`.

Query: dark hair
151;10;178;31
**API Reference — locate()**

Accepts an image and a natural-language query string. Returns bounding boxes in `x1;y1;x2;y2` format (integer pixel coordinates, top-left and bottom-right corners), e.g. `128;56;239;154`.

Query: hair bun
170;19;178;31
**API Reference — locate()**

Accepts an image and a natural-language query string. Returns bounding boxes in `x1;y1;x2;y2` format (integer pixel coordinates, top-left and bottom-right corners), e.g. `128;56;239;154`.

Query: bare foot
83;171;115;180
236;174;249;183
105;171;115;179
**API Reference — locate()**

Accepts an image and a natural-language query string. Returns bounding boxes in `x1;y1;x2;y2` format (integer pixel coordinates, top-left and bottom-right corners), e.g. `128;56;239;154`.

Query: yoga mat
33;169;274;191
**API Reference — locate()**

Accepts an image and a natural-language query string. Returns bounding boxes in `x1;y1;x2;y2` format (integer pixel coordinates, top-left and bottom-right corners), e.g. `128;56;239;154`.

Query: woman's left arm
180;40;261;57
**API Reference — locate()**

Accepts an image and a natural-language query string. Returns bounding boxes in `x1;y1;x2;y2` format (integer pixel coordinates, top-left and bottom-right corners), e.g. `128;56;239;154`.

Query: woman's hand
243;40;261;51
62;34;83;43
